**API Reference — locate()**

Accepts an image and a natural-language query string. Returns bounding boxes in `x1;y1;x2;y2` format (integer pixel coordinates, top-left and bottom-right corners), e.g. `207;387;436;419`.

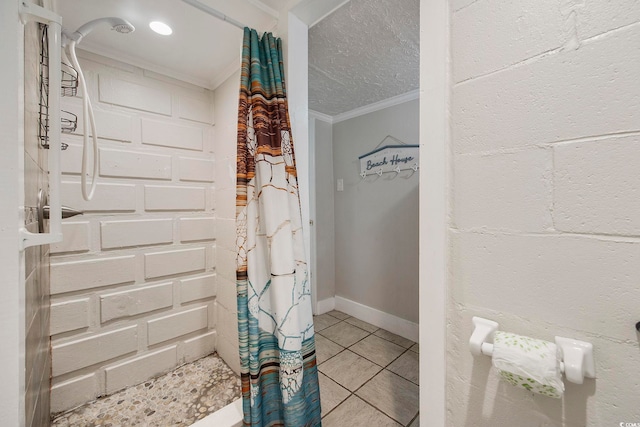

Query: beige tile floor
315;311;419;426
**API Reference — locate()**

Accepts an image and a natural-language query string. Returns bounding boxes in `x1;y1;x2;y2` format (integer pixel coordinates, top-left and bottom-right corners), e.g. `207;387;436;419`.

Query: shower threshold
51;353;241;427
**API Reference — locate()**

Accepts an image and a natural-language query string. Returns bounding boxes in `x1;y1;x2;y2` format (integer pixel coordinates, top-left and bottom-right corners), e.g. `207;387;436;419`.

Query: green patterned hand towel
492;331;564;399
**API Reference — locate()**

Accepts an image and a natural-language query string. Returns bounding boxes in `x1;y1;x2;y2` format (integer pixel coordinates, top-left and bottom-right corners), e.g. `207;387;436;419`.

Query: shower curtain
235;28;321;426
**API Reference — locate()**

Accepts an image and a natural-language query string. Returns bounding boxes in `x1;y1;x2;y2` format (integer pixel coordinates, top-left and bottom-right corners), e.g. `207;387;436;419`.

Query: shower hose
67;40;98;201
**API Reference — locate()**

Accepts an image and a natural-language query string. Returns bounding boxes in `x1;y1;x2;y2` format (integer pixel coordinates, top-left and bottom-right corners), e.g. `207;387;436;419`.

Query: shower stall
1;0;315;425
13;1;246;425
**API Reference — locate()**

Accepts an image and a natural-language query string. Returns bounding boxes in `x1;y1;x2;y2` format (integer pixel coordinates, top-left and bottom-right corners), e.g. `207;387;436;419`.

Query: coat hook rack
358;135;419;180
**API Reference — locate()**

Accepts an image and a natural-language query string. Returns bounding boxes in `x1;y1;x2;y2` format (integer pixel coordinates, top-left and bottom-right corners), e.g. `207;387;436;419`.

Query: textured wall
50;51;217;413
24;20;52;427
333;99;419;323
449;0;640;425
308;0;419;115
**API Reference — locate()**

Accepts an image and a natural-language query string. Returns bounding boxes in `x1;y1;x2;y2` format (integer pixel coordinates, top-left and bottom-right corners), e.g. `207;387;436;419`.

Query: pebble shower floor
51;353;241;426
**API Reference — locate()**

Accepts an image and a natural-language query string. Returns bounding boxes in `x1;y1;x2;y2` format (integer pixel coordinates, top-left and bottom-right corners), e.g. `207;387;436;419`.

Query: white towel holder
469;316;596;385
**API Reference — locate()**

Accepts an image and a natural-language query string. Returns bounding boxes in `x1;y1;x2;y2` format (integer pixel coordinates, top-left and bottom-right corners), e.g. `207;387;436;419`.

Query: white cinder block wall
50;51;219;413
449;0;640;425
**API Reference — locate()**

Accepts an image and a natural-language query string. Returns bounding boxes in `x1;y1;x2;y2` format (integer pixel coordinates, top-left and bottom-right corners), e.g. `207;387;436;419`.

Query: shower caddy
19;3;134;249
19;1;66;250
38;24;78;150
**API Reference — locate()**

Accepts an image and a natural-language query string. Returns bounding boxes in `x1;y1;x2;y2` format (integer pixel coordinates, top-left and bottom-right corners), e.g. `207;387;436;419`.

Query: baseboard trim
316;297;336;315
334;296;419;343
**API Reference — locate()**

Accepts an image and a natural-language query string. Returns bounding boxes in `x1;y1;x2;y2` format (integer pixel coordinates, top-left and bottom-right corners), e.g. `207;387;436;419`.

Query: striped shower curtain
235;28;322;426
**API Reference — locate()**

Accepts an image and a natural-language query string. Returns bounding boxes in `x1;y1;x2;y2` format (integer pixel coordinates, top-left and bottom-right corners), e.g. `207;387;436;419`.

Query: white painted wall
49;51;218;413
332;99;419;323
1;2;27;426
448;1;640;425
311;118;336;302
287;12;313;311
212;69;241;375
419;0;448;423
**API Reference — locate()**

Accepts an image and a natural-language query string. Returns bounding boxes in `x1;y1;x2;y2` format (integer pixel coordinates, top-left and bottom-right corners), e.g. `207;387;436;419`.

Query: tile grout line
351;340;409;371
357;395;405;426
316;314;415;352
318;372;352;420
351;365;420;426
316;326;373;369
386;348;420;387
317;317;376;419
407;412;420;427
315;312;419;425
315;314;417;371
350;348;411;395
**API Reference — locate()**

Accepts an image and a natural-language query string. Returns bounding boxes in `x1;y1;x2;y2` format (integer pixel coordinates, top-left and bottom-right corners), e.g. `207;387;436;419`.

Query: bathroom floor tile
318;350;381;391
387;350;419;384
356;370;419;426
349;334;405;367
344;317;378;333
315;333;344;365
326;310;350;320
409;414;420;427
318;373;350;417
313;313;341;331
374;329;415;348
322;395;401;427
319;322;370;348
410;343;419;353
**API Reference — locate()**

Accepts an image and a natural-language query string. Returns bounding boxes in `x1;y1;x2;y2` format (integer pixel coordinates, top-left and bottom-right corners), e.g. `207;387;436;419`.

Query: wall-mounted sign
359;144;419;178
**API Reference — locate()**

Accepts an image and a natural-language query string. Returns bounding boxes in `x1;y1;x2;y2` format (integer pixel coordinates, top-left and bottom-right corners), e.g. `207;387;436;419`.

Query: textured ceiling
308;0;419;116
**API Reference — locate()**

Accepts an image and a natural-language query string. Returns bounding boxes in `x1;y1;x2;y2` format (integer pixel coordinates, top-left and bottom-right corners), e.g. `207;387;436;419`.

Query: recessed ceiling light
149;21;172;35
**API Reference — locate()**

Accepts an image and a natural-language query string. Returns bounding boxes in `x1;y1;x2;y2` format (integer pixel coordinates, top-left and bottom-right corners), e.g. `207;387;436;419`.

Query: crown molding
211;58;242;90
309;0;351;28
310;89;419;125
308;109;334;124
247;0;280;19
332;89;419;123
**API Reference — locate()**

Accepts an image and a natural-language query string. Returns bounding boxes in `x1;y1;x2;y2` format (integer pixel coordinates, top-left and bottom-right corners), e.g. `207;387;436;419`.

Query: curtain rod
181;0;246;30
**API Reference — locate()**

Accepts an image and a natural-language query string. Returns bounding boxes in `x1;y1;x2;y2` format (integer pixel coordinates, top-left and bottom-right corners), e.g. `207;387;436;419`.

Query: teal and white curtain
235;28;322;426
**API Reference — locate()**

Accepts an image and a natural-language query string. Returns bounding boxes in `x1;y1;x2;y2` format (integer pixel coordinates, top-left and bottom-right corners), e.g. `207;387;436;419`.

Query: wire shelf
38;24;76;150
61;110;78;134
61;62;78;97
